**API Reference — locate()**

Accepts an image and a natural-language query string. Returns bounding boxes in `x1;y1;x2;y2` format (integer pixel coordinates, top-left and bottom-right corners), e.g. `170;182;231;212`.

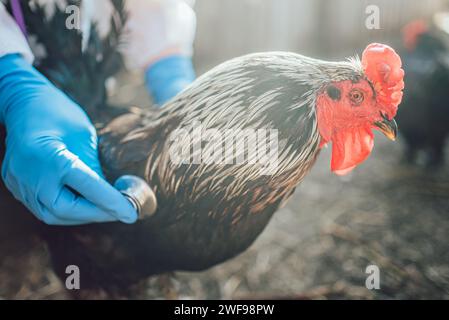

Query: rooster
39;44;403;297
2;1;404;297
396;20;449;166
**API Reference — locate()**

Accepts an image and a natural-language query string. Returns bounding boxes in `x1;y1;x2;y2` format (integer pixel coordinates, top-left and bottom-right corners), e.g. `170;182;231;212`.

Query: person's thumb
60;149;138;223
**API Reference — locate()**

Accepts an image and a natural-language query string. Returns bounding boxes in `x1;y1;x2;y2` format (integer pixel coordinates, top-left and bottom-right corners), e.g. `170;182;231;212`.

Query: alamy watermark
365;5;380;30
365;264;381;290
65;264;80;290
65;4;81;30
168;121;279;175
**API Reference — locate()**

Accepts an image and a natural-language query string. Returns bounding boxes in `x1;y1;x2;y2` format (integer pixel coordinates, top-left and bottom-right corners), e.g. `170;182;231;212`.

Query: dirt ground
0;72;448;300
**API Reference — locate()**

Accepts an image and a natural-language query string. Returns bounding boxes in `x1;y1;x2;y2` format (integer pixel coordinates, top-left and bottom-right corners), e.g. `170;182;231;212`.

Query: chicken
12;0;127;120
396;20;449;166
35;43;403;297
2;2;404;297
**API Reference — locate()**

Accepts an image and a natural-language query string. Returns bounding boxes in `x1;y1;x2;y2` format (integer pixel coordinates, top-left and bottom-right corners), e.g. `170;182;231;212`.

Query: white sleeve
121;0;197;70
0;3;34;63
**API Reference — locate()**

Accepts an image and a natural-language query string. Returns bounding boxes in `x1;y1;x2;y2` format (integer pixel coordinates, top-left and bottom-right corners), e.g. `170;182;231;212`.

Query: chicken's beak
374;114;398;141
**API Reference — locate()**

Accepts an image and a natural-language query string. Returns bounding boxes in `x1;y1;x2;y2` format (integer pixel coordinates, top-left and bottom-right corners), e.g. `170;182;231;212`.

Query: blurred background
1;0;449;299
194;0;445;66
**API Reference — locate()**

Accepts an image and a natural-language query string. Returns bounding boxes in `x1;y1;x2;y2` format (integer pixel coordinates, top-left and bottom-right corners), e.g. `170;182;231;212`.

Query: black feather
8;0;127;117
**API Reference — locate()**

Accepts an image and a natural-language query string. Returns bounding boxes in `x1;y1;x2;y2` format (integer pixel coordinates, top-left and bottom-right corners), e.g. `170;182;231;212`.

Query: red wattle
330;126;374;174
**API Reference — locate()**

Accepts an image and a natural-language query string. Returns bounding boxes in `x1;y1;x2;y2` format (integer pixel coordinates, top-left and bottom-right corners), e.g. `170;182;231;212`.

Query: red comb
402;20;428;51
362;43;404;119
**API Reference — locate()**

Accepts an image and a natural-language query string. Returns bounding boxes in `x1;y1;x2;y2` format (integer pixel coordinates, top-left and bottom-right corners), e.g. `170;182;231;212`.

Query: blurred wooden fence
194;0;448;68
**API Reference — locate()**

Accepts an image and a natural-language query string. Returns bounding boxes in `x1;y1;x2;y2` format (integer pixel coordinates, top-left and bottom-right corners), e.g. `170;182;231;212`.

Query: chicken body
42;52;366;293
397;31;449;166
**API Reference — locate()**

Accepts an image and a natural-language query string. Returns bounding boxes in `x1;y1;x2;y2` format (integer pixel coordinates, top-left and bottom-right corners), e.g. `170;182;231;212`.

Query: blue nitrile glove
145;55;195;106
0;54;138;225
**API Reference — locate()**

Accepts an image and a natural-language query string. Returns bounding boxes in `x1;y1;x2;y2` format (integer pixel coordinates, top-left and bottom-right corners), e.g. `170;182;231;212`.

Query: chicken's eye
349;89;364;106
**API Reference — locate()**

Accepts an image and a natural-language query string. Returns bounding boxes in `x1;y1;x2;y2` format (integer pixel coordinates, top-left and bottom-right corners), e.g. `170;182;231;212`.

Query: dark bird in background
10;0;128;122
1;1;404;298
396;19;449;167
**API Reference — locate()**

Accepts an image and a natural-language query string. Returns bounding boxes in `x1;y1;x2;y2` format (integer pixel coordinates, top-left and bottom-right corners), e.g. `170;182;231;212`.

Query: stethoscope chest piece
114;175;157;218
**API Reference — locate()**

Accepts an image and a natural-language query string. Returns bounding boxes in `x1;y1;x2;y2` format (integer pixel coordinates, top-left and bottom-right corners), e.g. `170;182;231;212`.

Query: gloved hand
0;54;138;225
145;55;196;106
